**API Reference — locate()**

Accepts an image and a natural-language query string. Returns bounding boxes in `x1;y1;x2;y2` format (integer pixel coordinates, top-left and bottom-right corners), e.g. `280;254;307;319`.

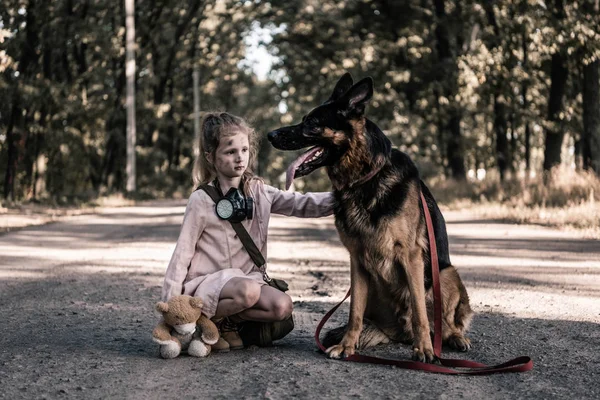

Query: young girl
162;112;334;352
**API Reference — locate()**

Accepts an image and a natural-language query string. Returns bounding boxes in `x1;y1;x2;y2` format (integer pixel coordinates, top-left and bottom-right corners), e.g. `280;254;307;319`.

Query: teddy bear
152;295;219;359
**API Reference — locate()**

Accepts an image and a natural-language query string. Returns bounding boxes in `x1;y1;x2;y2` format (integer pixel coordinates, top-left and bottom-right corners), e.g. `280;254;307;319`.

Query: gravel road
1;201;598;399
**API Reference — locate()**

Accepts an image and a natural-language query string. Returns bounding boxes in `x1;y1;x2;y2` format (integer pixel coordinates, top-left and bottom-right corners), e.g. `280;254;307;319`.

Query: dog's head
268;73;389;189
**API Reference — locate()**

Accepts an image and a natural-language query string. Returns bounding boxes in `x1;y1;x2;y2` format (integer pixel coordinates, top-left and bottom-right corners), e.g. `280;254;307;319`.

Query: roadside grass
3;167;599;237
431;167;600;238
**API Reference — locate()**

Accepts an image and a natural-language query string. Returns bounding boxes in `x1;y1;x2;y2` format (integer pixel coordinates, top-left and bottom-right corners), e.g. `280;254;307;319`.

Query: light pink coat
162;179;335;318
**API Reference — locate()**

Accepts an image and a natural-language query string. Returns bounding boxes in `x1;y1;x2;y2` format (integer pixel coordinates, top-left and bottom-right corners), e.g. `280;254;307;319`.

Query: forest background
1;0;599;234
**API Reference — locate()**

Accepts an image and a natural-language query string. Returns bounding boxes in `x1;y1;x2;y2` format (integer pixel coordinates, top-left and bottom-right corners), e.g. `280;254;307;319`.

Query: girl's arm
265;184;335;218
161;191;207;301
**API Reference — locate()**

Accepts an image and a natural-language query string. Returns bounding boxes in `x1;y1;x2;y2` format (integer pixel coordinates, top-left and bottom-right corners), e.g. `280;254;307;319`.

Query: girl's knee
235;280;261;309
272;296;293;321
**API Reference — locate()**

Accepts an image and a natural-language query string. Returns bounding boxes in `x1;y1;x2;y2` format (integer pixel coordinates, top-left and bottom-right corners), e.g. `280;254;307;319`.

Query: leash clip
260;265;272;283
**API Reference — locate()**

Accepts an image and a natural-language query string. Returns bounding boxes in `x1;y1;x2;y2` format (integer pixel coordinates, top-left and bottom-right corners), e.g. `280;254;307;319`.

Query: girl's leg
238;285;293;322
214;277;262;319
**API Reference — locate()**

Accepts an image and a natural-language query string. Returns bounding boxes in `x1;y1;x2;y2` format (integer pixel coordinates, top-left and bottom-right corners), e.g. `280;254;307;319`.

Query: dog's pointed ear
341;77;373;112
325;72;354;103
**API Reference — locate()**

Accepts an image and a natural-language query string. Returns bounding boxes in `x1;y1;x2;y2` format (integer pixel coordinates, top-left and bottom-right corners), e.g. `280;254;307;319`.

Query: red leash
314;191;533;375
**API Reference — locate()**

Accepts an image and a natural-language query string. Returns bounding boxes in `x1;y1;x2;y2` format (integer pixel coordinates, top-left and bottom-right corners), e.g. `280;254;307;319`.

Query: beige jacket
161;179;334;318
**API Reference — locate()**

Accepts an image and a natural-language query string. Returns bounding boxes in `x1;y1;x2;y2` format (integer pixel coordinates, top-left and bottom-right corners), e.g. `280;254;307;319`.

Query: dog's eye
304;125;319;137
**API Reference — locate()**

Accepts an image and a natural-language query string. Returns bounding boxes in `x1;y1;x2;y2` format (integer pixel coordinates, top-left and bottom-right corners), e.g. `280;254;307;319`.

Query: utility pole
125;0;136;192
193;67;201;157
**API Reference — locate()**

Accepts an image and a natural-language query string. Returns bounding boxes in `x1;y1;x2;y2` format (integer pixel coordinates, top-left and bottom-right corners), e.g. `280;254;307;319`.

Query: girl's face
212;131;250;179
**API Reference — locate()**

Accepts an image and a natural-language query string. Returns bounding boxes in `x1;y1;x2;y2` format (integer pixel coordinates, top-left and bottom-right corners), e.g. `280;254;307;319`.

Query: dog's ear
341;77;373;113
325;72;354;103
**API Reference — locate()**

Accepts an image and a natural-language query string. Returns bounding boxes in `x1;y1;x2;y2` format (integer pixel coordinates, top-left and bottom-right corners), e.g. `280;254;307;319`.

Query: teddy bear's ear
189;297;203;309
156;302;169;313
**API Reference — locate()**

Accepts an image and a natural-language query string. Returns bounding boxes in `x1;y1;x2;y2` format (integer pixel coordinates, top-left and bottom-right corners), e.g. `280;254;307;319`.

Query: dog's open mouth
286;146;326;190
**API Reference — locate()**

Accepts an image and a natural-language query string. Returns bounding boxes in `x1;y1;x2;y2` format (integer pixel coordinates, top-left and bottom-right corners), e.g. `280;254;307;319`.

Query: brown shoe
220;317;244;350
211;336;230;353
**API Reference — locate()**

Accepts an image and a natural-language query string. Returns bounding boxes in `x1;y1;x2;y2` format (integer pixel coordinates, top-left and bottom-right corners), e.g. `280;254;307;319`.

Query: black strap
197;184;266;268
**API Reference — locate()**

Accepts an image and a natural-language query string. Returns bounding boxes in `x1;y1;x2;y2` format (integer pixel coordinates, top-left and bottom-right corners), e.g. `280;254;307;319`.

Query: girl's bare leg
238;285;293;322
214;278;261;319
214;279;292;322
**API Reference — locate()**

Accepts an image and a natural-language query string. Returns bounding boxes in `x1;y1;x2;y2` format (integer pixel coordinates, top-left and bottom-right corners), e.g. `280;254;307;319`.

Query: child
162;112;334;352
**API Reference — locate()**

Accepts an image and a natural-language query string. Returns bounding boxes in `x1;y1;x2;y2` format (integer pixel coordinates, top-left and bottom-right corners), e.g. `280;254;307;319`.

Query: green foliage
1;0;599;201
257;0;600;184
0;0;282;201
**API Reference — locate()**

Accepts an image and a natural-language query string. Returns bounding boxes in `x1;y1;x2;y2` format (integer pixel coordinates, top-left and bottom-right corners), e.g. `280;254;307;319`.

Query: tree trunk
100;8;126;190
4;0;39;200
166;80;176;170
484;2;513;181
525;124;531;173
574;135;583;171
543;53;568;171
153;0;203;105
433;0;466;180
3;96;20;200
433;87;448;176
125;0;136;192
509;113;517;175
522;27;531;174
33;130;46;199
61;0;73;83
494;96;509;181
582;60;600;174
446;114;466;180
544;70;566;175
543;0;568;172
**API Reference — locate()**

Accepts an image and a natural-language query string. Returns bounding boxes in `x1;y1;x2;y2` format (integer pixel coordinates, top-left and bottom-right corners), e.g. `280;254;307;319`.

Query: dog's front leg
326;255;369;359
405;248;436;363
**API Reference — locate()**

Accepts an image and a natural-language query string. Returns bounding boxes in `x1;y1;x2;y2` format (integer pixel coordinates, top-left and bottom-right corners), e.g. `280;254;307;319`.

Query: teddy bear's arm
197;315;219;345
152;319;174;343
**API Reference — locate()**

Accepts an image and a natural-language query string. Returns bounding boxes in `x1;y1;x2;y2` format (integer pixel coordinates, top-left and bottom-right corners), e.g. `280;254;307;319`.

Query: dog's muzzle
267;127;314;151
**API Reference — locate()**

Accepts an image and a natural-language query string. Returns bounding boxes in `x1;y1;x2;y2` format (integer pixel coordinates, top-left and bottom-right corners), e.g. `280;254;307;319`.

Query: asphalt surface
1;201;599;399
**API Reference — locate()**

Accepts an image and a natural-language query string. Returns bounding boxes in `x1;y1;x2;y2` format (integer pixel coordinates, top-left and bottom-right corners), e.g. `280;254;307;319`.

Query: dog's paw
326;344;355;359
412;345;437;364
447;334;472;352
412;333;440;363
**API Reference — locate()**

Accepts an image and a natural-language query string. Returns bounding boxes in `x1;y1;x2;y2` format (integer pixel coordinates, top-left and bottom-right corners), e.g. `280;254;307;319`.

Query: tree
582;61;600;174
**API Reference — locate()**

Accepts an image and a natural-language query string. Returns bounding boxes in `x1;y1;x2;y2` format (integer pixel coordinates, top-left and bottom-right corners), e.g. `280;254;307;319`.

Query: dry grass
430;167;600;238
0;193;135;216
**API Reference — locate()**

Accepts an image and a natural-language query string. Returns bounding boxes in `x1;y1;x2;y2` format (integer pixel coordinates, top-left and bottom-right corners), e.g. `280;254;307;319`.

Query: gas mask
214;184;253;223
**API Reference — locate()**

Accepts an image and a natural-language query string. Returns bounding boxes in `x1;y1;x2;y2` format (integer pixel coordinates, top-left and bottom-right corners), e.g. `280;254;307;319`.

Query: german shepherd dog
267;73;473;363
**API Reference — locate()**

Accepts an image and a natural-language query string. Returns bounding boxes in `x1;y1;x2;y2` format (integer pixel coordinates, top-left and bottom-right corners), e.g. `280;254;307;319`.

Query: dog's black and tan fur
268;73;473;363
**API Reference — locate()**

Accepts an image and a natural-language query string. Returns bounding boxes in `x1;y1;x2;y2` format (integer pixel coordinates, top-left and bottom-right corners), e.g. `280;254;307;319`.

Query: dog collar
349;157;385;188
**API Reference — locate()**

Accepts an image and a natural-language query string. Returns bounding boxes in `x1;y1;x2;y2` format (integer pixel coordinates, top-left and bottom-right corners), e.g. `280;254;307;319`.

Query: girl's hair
192;112;259;192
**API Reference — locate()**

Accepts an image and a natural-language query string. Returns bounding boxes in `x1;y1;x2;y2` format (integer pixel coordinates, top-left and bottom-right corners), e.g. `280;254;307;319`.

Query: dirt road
1;201;599;399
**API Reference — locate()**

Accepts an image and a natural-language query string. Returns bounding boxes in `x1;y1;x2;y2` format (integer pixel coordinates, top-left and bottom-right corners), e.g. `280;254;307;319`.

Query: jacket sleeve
265;184;335;218
161;191;207;301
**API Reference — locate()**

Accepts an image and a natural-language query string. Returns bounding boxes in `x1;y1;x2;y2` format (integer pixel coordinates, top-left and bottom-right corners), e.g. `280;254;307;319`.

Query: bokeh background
1;0;599;231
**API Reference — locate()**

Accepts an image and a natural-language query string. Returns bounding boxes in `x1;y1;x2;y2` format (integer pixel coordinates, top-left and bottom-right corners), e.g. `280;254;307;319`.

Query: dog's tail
321;319;390;350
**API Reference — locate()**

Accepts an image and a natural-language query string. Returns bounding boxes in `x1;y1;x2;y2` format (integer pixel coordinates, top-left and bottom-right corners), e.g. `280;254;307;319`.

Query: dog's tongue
285;147;321;190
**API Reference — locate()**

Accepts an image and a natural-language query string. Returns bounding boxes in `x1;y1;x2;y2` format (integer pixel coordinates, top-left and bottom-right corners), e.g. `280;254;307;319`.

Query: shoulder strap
196;184;266;268
229;221;266;268
197;184;221;203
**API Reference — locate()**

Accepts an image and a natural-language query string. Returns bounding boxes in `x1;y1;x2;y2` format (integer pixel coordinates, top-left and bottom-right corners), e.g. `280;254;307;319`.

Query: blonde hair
192;112;259;193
